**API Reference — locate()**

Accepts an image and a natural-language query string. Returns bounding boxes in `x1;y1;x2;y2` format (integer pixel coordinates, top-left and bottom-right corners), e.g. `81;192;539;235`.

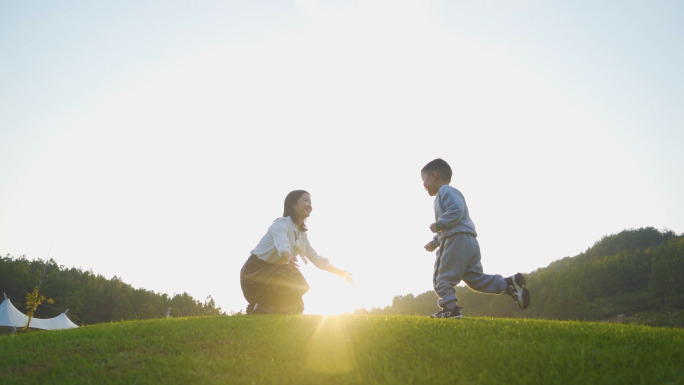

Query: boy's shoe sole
509;273;531;310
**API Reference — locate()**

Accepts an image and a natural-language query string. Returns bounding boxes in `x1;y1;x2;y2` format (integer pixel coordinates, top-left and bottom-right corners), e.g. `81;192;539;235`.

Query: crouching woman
240;190;353;314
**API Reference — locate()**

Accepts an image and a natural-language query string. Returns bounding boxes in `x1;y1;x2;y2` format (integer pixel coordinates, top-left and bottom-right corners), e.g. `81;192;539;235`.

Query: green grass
1;315;682;384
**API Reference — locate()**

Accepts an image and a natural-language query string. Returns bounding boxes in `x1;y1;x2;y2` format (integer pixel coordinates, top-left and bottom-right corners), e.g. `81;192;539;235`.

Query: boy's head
421;158;452;196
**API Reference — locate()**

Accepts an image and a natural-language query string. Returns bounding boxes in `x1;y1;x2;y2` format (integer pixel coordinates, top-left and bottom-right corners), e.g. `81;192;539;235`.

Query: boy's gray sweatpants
434;233;508;309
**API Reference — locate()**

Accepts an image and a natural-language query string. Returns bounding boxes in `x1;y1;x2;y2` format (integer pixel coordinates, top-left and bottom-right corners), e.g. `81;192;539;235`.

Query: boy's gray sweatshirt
432;184;477;243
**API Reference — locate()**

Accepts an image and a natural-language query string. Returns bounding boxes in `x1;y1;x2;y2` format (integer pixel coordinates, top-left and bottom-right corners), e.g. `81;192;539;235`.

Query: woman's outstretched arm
326;265;354;284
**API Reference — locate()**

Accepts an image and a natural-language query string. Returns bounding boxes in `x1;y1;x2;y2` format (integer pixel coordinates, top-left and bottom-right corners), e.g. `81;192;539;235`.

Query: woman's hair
283;190;309;231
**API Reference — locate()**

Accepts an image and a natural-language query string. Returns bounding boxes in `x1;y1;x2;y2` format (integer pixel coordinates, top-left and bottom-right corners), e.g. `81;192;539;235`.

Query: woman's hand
283;251;299;268
339;270;354;284
327;265;354;284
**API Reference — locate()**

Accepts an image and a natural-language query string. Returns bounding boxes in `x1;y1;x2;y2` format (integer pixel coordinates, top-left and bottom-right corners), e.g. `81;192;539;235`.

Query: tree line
0;256;223;325
355;227;684;326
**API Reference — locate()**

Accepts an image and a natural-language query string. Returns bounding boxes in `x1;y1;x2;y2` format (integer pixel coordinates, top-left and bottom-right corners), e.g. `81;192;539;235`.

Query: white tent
0;295;79;330
0;295;29;329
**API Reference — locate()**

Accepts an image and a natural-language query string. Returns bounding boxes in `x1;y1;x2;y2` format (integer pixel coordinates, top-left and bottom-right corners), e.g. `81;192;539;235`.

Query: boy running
422;158;530;318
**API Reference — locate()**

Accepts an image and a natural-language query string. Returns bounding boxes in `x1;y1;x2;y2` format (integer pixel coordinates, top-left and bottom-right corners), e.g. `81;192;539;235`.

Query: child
421;158;530;318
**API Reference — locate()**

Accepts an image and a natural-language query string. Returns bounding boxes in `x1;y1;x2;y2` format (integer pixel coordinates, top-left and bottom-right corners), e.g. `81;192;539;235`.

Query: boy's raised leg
505;273;530;309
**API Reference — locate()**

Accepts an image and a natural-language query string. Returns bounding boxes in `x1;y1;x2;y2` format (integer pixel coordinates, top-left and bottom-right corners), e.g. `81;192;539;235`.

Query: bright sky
1;0;683;316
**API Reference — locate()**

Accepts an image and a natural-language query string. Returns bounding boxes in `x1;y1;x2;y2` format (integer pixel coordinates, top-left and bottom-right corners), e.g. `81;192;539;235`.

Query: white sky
1;0;683;315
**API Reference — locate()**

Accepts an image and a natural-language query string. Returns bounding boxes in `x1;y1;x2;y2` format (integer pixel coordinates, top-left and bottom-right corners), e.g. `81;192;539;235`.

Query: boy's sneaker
505;273;530;309
431;306;463;319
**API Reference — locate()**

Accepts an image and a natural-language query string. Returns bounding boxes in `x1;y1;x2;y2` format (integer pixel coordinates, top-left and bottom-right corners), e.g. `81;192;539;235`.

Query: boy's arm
434;189;465;230
424;235;439;252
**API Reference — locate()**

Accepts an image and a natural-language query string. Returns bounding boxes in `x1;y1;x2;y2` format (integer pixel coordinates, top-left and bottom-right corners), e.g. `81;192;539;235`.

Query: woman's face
292;193;312;220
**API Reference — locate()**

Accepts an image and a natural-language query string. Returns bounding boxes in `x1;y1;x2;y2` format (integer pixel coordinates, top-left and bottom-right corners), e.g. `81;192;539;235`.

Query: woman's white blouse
250;216;331;269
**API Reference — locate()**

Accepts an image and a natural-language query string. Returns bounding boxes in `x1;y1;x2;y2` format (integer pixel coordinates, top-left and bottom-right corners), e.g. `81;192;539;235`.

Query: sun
302;272;358;315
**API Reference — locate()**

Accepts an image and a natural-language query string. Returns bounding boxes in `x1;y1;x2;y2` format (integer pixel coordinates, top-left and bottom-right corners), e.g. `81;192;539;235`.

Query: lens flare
306;315;356;374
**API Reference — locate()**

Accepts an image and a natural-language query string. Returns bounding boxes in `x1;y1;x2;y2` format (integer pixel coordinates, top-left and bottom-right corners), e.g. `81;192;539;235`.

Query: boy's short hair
421;158;452;183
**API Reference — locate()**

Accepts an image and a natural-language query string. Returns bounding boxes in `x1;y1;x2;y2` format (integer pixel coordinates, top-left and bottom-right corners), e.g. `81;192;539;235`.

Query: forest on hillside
356;228;684;327
0;256;223;325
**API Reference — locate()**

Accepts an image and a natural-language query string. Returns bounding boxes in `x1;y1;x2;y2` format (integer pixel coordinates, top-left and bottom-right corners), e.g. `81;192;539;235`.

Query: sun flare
306;315;356;374
303;272;359;316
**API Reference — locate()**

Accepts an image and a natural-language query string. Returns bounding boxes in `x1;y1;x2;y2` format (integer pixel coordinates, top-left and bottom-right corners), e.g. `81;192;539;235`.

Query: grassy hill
1;315;682;384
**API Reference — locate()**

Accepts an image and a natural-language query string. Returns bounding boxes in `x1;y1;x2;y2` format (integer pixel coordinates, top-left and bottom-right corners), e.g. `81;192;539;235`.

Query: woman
240;190;353;314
